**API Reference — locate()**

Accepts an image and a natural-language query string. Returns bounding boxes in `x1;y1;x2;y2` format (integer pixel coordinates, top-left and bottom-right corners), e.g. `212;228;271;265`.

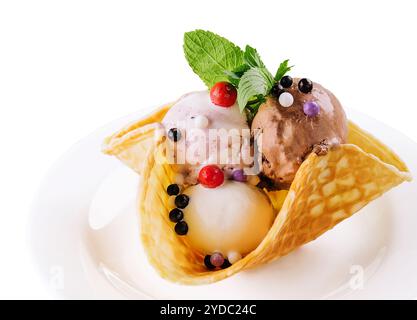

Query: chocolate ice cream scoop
251;79;348;189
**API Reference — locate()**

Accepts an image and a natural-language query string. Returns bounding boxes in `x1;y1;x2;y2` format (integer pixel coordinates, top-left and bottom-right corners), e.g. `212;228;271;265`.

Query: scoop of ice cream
251;80;348;189
183;181;275;256
162;91;251;183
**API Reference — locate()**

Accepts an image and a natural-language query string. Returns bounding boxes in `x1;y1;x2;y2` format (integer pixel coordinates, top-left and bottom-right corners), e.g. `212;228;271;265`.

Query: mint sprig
183;30;292;117
183;30;245;87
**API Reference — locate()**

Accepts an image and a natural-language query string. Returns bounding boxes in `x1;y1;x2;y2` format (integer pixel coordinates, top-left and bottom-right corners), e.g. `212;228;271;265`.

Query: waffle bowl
103;105;411;284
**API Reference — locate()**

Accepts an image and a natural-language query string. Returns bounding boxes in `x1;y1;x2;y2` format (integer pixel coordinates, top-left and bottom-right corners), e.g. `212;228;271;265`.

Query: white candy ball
227;251;242;264
194;115;209;128
278;92;294;108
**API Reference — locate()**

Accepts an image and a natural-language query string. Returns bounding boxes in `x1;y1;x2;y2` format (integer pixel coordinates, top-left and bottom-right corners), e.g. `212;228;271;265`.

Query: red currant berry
198;165;224;188
210;82;237;107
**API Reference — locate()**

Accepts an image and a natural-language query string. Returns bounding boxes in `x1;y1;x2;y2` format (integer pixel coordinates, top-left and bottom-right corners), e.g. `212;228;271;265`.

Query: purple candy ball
210;253;225;267
231;169;247;182
303;101;320;117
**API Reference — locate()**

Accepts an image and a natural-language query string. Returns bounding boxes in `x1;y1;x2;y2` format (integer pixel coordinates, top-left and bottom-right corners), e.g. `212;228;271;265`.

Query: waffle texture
103;106;411;284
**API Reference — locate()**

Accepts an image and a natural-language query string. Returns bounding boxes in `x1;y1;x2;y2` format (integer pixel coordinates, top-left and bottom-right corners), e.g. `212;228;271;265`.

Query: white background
0;0;416;299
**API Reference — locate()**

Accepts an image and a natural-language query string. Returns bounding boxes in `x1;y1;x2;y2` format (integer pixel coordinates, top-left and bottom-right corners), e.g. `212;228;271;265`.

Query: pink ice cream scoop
162;91;251;184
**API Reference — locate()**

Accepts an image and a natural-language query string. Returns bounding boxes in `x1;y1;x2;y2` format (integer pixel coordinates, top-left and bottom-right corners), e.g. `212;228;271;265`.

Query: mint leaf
224;64;250;86
274;59;293;81
183;30;244;88
244;45;265;68
232;64;251;77
223;70;240;87
237;67;275;112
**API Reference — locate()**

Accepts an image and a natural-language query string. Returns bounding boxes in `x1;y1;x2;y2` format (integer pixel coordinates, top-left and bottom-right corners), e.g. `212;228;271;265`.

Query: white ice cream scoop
183;181;275;256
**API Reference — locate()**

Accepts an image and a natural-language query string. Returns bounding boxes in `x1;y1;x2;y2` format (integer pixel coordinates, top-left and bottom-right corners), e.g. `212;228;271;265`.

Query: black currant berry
298;78;313;93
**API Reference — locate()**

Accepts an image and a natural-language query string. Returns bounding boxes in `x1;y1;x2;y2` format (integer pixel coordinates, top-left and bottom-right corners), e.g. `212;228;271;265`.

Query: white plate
29;108;417;299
